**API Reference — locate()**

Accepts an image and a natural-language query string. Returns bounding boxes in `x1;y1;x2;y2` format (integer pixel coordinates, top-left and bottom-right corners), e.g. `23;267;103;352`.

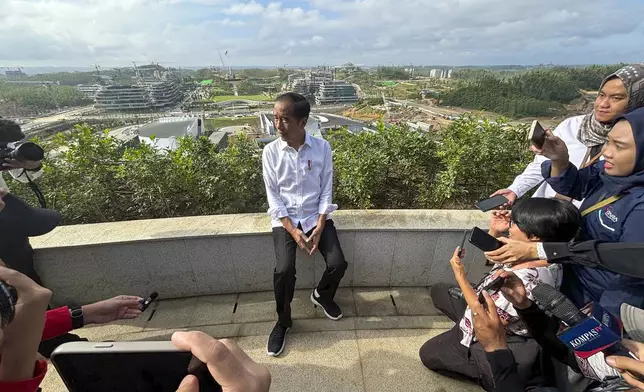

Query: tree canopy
10;117;533;224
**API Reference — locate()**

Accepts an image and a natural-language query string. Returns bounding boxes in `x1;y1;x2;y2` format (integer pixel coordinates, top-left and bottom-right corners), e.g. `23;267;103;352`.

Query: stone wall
31;210;491;306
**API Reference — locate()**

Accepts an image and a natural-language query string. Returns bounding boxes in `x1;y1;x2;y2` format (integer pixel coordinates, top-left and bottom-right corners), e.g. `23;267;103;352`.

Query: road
22;106;96;132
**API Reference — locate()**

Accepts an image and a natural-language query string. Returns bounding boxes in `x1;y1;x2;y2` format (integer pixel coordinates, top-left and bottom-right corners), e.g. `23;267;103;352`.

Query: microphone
532;284;625;381
532;283;586;326
139;292;158;312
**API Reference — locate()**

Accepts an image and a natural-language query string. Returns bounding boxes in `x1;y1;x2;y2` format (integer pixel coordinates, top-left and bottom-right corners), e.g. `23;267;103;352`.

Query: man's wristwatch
69;306;84;329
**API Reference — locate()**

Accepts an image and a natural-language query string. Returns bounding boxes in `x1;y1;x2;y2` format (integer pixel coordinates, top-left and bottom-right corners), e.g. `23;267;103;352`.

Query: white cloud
1;0;643;67
217;18;246;26
224;1;264;15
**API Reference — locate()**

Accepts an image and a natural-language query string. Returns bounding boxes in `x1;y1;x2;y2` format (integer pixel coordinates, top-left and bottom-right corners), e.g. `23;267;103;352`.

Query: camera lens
0;280;18;328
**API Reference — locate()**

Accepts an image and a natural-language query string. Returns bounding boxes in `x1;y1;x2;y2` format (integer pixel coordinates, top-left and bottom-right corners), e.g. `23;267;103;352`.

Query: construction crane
217;49;234;79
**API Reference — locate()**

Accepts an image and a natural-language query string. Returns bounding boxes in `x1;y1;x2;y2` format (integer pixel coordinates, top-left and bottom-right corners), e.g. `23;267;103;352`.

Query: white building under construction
94;64;182;111
289;67;358;105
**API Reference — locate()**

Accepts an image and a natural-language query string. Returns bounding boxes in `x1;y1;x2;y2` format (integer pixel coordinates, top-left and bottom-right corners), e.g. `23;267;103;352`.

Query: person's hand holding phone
489;189;517;206
484;237;540;264
0;266;52;382
449;247;466;280
531;130;569;164
172;331;271;392
496;271;532;310
469;291;508;353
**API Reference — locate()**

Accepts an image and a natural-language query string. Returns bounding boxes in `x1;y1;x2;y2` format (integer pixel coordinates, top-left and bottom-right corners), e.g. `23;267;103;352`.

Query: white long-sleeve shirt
262;132;337;233
507;115;598;208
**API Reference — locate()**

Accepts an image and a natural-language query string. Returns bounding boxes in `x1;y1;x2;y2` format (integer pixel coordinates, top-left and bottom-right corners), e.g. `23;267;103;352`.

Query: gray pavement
41;287;483;392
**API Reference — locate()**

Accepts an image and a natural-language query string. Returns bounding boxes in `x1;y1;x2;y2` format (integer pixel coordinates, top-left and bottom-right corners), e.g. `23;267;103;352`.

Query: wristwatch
69;306;84;329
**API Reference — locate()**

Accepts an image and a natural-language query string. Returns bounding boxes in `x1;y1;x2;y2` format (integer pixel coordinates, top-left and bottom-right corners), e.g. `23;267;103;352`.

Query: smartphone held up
529;120;547;149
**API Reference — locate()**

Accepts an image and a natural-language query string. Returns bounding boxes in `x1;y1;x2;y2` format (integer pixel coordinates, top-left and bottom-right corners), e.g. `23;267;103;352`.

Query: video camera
0;142;45;166
0;118;44;166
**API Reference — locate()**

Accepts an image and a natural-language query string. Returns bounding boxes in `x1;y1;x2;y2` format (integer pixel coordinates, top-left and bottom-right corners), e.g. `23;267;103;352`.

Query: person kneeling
419;198;580;391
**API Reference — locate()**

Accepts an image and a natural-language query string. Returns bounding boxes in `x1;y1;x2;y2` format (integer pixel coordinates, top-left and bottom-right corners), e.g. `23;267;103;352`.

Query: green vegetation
236;68;280;79
375;66;411;80
205;116;259;130
11;126;265;224
210;95;272;102
10;116;532;224
235;80;265;95
443;64;624;117
24;71;97;85
0;82;92;115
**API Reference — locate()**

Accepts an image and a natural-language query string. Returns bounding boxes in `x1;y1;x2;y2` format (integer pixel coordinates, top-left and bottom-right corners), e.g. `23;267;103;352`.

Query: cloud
1;0;643;67
224;0;264;15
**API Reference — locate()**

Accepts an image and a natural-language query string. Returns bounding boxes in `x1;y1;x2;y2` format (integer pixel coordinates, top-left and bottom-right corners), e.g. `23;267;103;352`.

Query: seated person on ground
420;198;580;391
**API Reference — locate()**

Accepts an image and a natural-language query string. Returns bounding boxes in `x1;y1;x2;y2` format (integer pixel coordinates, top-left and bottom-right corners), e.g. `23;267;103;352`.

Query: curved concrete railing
31;210;491;306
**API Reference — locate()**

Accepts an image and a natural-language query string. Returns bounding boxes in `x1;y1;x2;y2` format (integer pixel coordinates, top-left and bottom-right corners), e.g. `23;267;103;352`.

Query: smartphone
457;230;469;257
468;226;503;252
475;195;509;212
529;120;546;149
478;276;505;303
51;341;222;392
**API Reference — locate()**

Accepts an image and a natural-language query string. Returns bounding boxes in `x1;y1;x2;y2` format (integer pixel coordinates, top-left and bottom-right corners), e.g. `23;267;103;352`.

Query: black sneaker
311;289;343;320
267;322;289;357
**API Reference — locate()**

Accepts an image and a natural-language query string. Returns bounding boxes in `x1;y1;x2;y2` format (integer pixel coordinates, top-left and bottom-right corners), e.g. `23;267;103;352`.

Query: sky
1;0;643;68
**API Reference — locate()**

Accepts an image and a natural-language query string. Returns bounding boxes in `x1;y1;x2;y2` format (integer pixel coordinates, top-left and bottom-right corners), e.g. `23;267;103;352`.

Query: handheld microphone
532;284;625;381
139;292;158;312
532;283;586;326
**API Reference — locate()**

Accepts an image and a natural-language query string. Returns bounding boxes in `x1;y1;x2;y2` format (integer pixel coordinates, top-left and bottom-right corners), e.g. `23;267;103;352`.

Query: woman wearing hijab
537;106;644;318
491;64;644;207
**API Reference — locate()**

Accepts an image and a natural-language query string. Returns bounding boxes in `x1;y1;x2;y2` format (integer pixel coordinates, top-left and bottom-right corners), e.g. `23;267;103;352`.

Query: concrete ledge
32;210;491;305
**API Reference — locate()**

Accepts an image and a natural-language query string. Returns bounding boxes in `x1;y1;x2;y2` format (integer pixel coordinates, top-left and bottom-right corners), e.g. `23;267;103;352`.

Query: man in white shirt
492;64;644;207
0;118;45;285
262;93;348;357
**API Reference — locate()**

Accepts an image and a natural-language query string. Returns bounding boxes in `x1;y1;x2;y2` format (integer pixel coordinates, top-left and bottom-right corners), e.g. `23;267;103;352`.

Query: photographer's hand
172;331;271;392
2;159;41;171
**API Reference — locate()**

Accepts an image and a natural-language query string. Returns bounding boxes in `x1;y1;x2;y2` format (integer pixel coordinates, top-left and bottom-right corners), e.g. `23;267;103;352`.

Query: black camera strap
21;170;47;209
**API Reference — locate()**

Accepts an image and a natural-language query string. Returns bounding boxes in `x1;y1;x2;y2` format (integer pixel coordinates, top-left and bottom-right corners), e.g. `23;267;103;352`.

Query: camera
0;118;44;167
0;142;45;166
0;279;18;328
448;286;464;300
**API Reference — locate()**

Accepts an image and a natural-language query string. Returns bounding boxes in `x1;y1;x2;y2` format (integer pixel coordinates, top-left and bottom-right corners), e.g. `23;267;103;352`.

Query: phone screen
52;350;222;392
530;120;546;149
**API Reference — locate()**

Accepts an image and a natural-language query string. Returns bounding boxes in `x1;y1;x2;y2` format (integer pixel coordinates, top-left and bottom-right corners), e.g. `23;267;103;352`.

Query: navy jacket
542;108;644;317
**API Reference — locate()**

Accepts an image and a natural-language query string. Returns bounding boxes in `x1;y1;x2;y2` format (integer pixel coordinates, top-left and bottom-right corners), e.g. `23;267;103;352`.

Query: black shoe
267;322;289;357
39;333;88;358
311;289;343;320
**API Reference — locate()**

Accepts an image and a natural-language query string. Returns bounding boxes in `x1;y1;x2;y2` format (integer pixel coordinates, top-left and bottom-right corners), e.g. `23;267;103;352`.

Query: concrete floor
40;287;483;392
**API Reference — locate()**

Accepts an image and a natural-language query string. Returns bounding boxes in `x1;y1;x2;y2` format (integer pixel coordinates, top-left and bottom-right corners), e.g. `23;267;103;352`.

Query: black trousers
0;234;42;285
421;283;546;391
272;220;347;328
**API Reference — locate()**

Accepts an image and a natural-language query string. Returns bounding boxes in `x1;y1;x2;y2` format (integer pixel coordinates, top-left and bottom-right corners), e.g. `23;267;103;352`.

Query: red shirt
0;306;72;392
